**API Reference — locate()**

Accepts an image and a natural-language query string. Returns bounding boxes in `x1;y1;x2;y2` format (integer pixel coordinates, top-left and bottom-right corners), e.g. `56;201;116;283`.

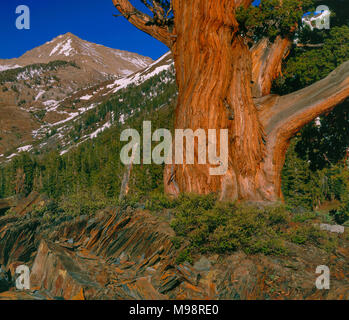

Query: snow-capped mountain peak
0;32;153;78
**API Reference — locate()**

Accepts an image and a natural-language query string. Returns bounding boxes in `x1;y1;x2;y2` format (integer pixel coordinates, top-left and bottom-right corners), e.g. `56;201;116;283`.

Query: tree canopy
237;0;313;41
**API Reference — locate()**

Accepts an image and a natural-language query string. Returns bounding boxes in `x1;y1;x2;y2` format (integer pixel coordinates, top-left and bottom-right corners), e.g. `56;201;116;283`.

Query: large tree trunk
113;0;349;203
164;0;279;202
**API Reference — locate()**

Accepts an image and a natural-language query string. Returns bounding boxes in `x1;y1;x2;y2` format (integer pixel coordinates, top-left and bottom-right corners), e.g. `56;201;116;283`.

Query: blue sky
0;0;169;60
0;0;261;61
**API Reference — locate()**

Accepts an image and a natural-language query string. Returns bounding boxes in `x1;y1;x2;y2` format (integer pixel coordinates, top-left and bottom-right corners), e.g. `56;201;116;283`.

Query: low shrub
330;200;349;225
170;194;339;263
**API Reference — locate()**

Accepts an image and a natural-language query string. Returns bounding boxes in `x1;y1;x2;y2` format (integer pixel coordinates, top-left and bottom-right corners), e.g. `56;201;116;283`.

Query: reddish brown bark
251;36;292;98
113;0;349;202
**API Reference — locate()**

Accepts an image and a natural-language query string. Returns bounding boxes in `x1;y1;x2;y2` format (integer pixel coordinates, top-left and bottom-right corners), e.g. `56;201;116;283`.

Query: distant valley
0;32;174;161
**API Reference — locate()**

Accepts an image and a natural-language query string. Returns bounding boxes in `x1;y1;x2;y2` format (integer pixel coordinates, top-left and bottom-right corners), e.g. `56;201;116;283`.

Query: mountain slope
0;33;157;157
0;32;153;78
0;51;174;161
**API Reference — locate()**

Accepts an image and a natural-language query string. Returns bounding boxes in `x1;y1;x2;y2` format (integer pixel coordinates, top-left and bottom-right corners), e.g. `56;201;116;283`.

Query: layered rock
0;201;348;299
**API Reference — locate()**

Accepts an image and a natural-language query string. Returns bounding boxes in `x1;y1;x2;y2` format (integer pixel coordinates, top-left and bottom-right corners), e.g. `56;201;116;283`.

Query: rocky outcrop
11;192;46;216
0;215;40;267
0;192;44;216
30;240;101;300
0;202;348;300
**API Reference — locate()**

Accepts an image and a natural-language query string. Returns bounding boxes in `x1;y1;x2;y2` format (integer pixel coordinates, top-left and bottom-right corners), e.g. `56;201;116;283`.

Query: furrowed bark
113;0;349;203
251;36;292;98
164;0;270;202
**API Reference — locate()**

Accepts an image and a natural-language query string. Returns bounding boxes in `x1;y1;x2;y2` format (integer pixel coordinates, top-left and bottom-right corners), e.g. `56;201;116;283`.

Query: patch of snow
17;68;42;80
50;112;79;127
113;51;150;69
35;90;45;101
6;153;18;160
42;100;60;112
315;117;321;127
105;52;173;95
17;145;32;153
78;103;97;113
112;62;172;94
50;38;75;57
60;149;70;156
90;121;112;139
80;94;93;101
0;64;21;72
42;100;58;106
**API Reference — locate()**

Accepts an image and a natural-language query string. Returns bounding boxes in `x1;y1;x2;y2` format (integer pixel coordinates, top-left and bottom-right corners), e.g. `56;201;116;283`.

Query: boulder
194;256;212;272
30;240;100;300
320;223;345;234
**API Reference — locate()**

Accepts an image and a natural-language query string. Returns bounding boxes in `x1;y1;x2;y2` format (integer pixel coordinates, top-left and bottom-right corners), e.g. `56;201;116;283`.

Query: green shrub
176;248;193;264
170;194;340;261
171;194;291;258
292;211;317;223
145;192;176;212
330;201;349;225
18;100;26;106
58;188;112;217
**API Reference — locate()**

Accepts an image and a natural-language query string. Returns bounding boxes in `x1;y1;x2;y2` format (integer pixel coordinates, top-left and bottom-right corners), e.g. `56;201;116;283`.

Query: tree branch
251;36;292;98
252;60;349;198
112;0;173;48
259;60;349;138
296;43;324;48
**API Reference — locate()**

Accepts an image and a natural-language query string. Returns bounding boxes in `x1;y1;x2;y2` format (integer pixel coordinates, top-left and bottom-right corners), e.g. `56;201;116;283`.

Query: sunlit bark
113;0;349;202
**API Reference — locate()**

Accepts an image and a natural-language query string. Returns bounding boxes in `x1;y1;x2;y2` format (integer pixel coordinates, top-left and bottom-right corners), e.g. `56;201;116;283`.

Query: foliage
58;188;112;218
140;0;174;29
270;3;349;206
145;192;176;211
169;194;338;262
0;68;177;204
26;188;111;224
0;2;347;265
282;139;349;210
237;0;313;42
293;104;349;171
330;200;349;225
0;60;79;84
274;26;349;94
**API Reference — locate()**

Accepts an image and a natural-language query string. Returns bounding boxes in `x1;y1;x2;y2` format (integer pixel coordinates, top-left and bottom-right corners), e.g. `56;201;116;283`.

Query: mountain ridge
0;33;167;158
0;32;153;78
0;46;174;161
